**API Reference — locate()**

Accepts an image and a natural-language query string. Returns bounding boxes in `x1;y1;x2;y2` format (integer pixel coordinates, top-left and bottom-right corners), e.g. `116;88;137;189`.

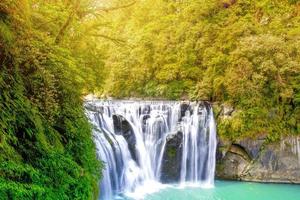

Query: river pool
114;180;300;200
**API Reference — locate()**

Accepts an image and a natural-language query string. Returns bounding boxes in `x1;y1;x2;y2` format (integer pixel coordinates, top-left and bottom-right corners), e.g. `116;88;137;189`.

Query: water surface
115;180;300;200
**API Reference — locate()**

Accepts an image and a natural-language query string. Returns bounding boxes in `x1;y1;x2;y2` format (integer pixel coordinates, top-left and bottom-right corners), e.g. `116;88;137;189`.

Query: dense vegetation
0;0;107;199
99;0;300;141
0;0;300;199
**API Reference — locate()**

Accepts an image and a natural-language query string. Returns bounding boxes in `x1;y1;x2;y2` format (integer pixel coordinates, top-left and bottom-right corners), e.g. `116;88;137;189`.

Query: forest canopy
0;0;109;199
99;0;300;140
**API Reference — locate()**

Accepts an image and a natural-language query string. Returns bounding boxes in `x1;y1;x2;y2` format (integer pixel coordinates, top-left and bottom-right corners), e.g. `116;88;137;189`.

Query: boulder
160;131;183;183
112;115;137;162
216;144;251;180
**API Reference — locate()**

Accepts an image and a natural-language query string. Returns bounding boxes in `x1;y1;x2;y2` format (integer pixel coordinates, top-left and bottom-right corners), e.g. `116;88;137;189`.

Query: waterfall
85;100;217;200
179;103;217;186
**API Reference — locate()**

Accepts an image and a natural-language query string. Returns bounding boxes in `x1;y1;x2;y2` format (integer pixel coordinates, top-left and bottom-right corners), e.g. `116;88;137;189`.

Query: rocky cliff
215;104;300;184
216;136;300;183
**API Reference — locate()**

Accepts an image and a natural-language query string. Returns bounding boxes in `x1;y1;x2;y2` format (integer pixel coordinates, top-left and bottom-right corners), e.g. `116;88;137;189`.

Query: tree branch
55;0;81;44
90;1;136;13
91;34;125;45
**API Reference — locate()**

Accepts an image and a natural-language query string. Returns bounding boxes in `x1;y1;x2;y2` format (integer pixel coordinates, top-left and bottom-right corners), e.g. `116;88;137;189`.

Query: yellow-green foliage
99;0;300;140
0;1;103;199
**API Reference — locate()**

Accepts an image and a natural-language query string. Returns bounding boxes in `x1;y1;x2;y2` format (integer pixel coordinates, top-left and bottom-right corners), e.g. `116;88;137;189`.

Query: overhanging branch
91;1;136;13
92;34;125;45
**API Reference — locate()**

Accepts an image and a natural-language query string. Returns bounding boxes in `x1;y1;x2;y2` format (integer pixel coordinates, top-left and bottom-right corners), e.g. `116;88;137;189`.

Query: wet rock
160;131;183;183
112;115;137;162
180;103;191;120
84;102;104;113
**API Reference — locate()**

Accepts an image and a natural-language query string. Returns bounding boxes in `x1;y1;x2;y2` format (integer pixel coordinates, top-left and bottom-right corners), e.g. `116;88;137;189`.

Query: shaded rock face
216;143;251;179
159;103;190;183
216;136;300;183
112;114;137;161
237;137;265;159
180;102;191;121
160;131;183;183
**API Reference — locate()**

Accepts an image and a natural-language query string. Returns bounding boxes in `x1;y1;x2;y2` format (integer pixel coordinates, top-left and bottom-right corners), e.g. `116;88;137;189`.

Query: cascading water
85;100;217;200
180;103;217;186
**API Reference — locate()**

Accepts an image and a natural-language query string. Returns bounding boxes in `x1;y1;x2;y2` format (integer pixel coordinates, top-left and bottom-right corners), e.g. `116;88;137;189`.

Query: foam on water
124;180;170;200
119;181;300;200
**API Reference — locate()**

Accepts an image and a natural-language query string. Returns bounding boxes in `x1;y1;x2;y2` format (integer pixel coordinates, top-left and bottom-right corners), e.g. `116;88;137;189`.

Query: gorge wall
216;136;300;184
215;104;300;184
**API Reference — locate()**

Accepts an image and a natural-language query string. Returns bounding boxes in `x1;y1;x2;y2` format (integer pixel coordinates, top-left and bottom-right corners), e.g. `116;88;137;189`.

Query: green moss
167;147;177;159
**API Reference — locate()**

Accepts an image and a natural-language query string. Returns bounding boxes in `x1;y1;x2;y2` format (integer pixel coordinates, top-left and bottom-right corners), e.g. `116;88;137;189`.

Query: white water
180;103;217;187
85;100;217;200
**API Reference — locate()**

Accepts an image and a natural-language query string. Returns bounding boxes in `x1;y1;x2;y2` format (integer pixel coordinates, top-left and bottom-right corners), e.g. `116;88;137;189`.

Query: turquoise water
115;181;300;200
